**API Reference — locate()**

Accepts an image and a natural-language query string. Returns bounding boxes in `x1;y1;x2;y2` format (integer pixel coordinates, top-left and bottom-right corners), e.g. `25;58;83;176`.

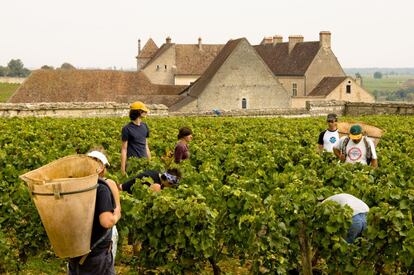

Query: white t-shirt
334;136;377;165
318;129;340;152
323;193;369;216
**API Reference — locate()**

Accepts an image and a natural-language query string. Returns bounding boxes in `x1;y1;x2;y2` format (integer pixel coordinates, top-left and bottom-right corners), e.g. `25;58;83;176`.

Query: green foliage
6;59;31;77
373;71;383;79
60;62;76;70
1;115;414;273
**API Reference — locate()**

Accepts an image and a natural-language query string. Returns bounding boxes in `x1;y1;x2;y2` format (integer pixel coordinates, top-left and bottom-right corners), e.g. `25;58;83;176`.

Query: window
346;85;351;94
242;98;247;109
164;65;167;70
292;83;297;96
156;65;160;71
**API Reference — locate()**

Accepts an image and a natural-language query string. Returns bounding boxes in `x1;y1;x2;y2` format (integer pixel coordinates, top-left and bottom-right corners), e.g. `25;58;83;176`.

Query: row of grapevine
0;115;413;274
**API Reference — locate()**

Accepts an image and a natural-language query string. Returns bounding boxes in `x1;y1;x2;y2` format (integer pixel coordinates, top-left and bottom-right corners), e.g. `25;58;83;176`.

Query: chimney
198;37;202;50
319;31;331;49
166;36;172;44
272;35;283;46
355;75;362;86
288;35;304;54
138;39;141;55
260;36;274;45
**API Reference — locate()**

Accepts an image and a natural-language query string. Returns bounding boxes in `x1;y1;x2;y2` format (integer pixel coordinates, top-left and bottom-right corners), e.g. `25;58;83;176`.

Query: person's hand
113;206;121;223
339;154;346;162
149;183;161;192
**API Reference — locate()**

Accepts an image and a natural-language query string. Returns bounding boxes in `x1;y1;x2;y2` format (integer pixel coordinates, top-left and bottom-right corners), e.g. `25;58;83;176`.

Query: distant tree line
0;59;31;77
41;62;76;70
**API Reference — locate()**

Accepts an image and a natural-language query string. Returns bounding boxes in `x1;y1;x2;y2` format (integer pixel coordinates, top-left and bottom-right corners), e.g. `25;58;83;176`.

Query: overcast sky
1;0;413;70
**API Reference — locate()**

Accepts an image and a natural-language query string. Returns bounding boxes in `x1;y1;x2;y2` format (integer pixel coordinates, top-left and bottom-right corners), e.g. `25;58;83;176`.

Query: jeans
346;212;368;243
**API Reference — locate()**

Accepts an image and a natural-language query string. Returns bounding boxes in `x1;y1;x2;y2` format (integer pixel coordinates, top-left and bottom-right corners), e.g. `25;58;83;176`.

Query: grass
19;244;251;275
361;75;413;93
0;82;20;102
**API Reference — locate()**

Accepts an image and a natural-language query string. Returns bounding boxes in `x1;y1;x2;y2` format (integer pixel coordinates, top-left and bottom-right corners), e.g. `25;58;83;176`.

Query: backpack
340;136;372;165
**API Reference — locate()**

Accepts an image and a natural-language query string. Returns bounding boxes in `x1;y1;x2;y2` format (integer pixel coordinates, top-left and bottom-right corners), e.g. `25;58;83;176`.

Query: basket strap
31;184;98;197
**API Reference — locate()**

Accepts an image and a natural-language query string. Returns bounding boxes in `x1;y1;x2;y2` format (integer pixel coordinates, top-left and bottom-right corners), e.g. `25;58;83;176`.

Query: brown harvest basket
19;155;102;258
337;122;384;146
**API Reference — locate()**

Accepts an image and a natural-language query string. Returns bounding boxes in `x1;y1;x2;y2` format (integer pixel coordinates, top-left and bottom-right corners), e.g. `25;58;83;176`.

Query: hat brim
349;133;362;140
131;106;149;112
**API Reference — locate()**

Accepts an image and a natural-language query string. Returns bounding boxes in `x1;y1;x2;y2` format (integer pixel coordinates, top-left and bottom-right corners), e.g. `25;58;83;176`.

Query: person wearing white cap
68;150;121;275
323;193;369;243
121;101;151;176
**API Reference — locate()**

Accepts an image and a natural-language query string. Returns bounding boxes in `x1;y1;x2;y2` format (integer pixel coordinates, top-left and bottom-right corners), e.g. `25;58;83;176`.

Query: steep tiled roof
254;41;320;76
184;39;243;98
307;76;347;96
8;69;186;105
137;38;159;59
141;42;224;75
175;44;224;75
141;43;174;69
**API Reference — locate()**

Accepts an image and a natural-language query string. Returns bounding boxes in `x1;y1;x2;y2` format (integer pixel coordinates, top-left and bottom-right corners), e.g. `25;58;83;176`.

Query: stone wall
1;101;413;118
0;77;26;84
345;102;414;116
0;102;168;118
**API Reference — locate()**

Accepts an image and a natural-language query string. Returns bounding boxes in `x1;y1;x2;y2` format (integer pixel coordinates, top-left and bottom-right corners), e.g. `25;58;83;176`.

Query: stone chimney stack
260;36;274;45
288;35;304;54
138;39;141;55
272;35;283;46
166;36;172;44
198;37;202;50
319;31;331;49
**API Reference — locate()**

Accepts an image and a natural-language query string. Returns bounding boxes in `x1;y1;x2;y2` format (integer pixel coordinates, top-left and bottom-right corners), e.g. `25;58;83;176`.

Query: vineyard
1;115;414;274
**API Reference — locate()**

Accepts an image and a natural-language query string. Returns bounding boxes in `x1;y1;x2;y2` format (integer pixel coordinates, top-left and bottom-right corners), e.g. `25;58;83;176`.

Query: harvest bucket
19;155;102;258
337;122;384;146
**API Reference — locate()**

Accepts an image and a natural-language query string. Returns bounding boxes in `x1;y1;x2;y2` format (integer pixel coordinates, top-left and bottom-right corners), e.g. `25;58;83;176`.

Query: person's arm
97;185;121;229
121;140;128;176
370;159;378;168
317;131;324;153
174;144;184;163
368;139;378;168
333;138;345;161
145;139;151;160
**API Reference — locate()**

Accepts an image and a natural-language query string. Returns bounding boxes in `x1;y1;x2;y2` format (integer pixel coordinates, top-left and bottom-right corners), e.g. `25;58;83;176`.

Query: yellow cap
130;101;149;112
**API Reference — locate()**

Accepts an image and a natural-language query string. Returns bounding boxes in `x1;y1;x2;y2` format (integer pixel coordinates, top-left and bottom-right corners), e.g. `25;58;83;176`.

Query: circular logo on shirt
329;137;337;144
348;147;362;161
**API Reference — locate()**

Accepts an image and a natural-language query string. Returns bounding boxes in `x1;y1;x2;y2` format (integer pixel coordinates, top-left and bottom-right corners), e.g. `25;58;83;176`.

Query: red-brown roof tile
137;38;159;59
254;41;320;76
8;69;186;105
307;76;347;96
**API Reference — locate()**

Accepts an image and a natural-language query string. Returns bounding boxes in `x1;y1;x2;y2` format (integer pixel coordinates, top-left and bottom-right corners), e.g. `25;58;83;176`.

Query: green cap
349;125;362;139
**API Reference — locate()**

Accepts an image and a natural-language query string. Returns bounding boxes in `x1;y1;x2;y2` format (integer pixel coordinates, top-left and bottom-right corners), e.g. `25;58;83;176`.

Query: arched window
242;98;247;109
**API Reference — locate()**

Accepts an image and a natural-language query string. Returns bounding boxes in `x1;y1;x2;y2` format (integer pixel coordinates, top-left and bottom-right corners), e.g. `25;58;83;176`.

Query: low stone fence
0;102;168;118
345;102;414;116
0;100;413;118
0;77;26;84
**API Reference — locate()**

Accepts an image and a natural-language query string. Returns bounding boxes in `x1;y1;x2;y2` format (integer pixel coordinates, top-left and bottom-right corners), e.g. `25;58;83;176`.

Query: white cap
87;151;110;167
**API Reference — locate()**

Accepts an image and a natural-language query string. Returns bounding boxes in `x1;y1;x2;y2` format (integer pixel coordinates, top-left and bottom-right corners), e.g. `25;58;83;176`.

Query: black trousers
68;247;115;275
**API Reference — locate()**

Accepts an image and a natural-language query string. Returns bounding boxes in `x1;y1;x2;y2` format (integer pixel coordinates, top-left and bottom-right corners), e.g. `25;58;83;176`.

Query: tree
0;66;8;77
41;65;54;70
6;59;30;77
373;71;383;79
355;72;362;79
60;62;76;70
